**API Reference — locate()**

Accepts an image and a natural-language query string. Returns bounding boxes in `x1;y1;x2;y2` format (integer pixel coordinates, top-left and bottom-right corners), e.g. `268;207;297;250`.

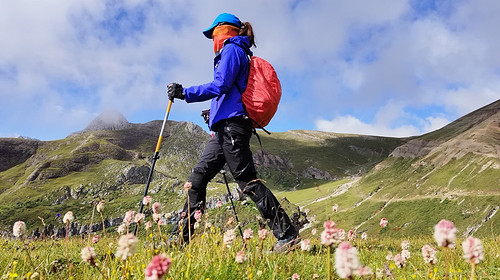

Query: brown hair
239;22;256;48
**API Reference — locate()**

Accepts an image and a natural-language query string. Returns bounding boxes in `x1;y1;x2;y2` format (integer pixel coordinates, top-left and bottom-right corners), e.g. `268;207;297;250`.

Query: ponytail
239;22;256;48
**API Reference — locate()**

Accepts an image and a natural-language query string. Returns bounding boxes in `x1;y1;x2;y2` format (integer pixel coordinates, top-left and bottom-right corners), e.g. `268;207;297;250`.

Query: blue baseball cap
203;13;242;39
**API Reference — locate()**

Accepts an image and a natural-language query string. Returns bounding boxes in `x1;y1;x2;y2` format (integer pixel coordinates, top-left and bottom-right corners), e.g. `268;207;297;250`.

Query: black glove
201;109;210;124
167;83;185;101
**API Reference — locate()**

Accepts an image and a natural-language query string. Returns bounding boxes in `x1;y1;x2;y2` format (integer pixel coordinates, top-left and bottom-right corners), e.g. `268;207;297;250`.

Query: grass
2;174;500;279
2;207;500;279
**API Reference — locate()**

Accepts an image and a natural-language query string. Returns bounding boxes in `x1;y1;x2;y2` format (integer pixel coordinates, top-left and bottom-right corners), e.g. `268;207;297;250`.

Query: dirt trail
300;177;361;208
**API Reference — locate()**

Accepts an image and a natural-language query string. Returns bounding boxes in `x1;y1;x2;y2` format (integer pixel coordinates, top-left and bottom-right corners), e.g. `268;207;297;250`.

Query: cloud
0;0;499;140
315;113;452;138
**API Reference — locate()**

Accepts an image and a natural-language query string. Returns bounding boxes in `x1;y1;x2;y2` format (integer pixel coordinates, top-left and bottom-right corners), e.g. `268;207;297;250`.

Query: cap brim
203;24;217;39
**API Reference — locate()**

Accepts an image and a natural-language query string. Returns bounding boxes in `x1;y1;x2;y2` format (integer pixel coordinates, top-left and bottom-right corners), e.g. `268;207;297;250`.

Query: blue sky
1;0;499;140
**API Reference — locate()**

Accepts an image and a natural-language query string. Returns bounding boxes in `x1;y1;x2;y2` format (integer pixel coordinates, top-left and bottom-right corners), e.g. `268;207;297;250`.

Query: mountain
306;99;500;239
69;110;133;137
0;113;403;235
390;99;500;162
0;100;499;238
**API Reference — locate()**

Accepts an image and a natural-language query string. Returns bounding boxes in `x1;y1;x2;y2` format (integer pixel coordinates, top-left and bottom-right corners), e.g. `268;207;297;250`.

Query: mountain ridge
0;99;499;238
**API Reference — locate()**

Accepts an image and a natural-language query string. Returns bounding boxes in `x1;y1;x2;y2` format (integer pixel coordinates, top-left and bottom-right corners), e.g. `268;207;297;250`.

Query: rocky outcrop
117;165;151;185
0;138;40;172
390;139;439;158
301;166;333;180
253;150;293;171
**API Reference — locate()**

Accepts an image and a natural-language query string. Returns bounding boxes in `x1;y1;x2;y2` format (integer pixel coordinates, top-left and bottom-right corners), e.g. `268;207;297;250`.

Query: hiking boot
273;235;300;253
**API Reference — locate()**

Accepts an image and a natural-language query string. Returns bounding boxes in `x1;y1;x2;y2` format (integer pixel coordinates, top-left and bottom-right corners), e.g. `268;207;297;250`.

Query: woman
167;13;298;252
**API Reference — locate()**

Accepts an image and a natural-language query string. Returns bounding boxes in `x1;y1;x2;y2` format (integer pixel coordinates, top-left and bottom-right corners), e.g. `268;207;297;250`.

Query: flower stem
187;191;192;244
444;247;449;280
327;245;332;280
100;212;107;238
470;262;476;280
65;222;72;279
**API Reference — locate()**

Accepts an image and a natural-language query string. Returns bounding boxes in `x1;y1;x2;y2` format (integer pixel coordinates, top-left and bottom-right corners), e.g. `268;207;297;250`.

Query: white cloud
315;112;453;138
315;115;420;138
0;0;499;140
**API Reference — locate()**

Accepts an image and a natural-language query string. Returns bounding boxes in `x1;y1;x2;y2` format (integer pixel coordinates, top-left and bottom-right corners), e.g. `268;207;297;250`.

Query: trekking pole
134;99;173;235
221;169;244;240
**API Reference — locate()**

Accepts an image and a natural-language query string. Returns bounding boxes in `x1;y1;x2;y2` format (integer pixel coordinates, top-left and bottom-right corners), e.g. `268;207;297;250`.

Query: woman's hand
167;83;185;101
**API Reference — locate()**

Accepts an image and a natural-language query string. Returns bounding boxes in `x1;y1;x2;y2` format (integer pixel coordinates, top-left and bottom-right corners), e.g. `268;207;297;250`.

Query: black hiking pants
173;116;297;242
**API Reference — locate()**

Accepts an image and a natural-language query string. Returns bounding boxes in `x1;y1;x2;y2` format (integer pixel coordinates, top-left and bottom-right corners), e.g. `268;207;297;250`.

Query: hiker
167;13;298;252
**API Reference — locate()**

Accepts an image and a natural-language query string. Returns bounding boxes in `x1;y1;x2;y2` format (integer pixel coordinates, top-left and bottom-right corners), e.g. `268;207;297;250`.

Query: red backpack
241;56;282;130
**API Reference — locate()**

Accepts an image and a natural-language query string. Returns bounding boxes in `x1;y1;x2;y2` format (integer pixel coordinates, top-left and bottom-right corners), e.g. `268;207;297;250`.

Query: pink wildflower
394;253;405;268
235;251;246;264
321;220;341;246
223;229;236;246
145;221;153;231
462;237;484;264
401;249;411;261
338;228;346;241
401;240;410;250
332;204;339;212
152;202;162;214
216;200;223;208
123;210;135;225
361;232;368;240
379;217;388;228
335;242;360;279
63;211;74;224
92;235;100;244
354;266;373;277
226;216;234;226
13;221;26;238
152;213;162;223
421;244;438;265
433;219;457;247
117;223;127;235
81;246;96;265
243;228;253;240
116;233;139;260
347;229;356;241
258;228;269;241
300;239;311;251
145;254;172;280
386;252;393;261
96;201;105;213
135;213;145;224
194;210;202;221
292;273;300;280
311;228;317;235
142;196;152;207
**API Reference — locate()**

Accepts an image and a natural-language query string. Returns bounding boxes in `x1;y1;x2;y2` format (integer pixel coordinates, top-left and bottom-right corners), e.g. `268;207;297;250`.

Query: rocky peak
70;110;132;137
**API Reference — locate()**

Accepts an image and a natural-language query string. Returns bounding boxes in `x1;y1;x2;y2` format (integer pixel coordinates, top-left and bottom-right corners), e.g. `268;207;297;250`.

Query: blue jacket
183;36;252;130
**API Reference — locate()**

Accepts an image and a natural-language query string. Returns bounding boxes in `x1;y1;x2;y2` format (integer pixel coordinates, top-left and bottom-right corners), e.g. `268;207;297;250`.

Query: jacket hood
224;36;253;56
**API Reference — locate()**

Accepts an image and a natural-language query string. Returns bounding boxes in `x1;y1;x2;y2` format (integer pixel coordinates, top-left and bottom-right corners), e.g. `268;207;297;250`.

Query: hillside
0;112;403;235
1;100;498;238
290;99;500;239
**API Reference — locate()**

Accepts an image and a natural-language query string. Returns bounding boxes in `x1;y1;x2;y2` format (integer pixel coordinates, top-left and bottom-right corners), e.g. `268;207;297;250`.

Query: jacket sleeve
183;44;244;103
